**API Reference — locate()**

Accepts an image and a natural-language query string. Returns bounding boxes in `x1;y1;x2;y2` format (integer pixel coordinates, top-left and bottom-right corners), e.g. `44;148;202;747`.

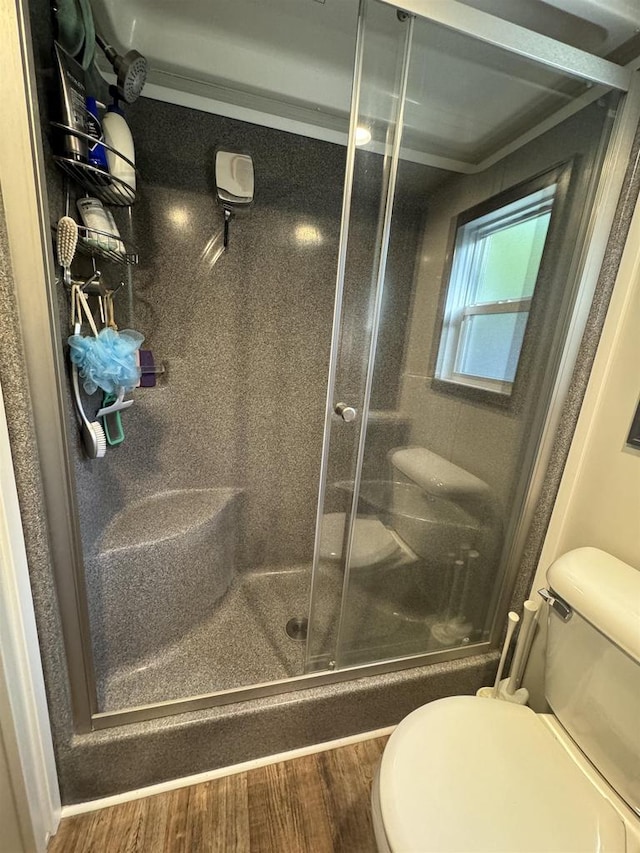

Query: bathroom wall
520;196;640;711
541;265;640;568
535;196;640;574
79;97;432;574
398;101;616;513
89;99;346;570
0;731;25;853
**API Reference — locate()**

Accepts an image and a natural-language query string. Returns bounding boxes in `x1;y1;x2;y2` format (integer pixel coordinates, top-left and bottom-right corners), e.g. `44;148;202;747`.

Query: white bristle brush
70;363;107;459
56;216;78;286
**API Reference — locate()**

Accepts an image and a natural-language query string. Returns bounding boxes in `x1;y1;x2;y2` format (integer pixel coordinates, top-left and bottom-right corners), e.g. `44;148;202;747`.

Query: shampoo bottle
85;96;109;172
102;99;136;193
54;42;87;162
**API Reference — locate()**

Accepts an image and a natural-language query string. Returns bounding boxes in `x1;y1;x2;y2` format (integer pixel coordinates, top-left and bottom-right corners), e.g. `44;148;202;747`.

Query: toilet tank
387;446;501;564
387;448;490;559
544;547;640;814
389;447;491;504
388;447;498;521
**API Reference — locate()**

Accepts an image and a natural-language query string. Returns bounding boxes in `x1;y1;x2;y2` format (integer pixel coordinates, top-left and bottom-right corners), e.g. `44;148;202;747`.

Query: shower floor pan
95;565;311;712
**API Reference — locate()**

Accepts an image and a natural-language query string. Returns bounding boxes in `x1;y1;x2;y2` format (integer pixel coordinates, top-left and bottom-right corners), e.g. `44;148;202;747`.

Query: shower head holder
215;150;254;249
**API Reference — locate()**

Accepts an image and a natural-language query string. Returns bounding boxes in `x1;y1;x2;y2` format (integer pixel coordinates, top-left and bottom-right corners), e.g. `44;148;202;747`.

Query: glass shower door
306;0;622;673
304;0;412;671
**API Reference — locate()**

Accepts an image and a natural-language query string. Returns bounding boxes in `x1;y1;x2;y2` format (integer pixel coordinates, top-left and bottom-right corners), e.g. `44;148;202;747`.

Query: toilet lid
379;696;626;853
319;513;399;568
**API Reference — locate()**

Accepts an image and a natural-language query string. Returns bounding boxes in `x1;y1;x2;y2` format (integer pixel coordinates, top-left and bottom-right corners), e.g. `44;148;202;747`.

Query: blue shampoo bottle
85;96;109;171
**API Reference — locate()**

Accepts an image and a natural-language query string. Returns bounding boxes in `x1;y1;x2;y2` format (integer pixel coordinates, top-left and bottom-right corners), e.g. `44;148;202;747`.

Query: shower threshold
95;565;311;712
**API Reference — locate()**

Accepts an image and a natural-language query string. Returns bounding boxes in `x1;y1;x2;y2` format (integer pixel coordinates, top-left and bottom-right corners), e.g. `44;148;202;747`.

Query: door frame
0;381;61;850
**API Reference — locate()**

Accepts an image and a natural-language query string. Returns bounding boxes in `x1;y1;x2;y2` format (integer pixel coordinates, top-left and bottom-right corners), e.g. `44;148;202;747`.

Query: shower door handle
334;402;357;422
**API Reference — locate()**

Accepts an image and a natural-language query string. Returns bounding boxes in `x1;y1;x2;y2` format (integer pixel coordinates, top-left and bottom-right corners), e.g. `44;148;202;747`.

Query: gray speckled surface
98;566;310;710
89;488;244;674
62;650;498;804
0;189;76;757
67;93;436;707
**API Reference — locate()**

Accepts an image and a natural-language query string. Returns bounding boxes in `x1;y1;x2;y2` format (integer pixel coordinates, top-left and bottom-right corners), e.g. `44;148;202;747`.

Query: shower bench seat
88;487;244;673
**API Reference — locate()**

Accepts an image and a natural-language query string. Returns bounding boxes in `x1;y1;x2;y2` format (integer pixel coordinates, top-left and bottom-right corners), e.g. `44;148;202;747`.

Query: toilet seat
320;513;413;568
376;696;627;853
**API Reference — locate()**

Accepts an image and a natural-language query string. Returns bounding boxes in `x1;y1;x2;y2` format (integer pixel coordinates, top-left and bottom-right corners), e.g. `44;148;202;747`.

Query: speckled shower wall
74;97;433;572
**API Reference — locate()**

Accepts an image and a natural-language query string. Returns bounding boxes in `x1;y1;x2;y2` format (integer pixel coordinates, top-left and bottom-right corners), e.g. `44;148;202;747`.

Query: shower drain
285;617;308;641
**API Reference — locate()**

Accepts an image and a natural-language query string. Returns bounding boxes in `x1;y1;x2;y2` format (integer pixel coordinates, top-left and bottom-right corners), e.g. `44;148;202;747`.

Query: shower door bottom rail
90;640;491;730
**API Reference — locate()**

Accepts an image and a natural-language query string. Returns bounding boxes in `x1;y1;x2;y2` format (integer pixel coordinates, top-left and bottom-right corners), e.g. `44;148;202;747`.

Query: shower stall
21;0;640;735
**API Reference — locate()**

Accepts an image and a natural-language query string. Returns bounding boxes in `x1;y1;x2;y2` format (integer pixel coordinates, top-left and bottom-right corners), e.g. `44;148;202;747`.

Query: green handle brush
100;392;125;446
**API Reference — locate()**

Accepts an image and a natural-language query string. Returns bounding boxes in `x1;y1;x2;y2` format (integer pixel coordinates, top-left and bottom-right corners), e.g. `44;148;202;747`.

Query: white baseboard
61;726;395;819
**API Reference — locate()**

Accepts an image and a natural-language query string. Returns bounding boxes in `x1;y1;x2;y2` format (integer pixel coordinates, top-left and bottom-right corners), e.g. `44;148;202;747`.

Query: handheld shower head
96;34;148;103
115;49;147;103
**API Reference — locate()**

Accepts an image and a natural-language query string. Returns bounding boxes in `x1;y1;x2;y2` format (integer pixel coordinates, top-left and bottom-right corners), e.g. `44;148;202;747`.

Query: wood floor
49;736;388;852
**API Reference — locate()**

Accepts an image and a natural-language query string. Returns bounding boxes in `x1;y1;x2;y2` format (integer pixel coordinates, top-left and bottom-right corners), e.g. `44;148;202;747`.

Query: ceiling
91;0;640;169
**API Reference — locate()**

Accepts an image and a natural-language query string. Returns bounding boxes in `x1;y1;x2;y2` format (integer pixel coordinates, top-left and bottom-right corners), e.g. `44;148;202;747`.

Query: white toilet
320;511;417;569
371;547;640;852
320;447;491;570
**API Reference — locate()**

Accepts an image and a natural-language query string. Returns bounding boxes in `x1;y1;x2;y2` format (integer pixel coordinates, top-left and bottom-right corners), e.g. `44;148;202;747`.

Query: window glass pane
475;211;551;303
457;311;528;382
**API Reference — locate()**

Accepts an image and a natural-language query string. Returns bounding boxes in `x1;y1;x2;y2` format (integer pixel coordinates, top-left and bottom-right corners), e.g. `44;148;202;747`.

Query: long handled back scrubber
476;601;540;705
71;287;108;458
57;218;107;459
71;352;107;458
71;288;107;459
476;611;520;701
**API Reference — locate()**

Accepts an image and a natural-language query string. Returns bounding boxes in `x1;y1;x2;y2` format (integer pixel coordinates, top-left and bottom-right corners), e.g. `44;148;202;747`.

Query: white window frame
435;183;557;396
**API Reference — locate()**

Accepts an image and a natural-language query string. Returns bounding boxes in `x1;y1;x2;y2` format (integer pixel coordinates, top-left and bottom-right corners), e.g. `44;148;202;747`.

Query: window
435;178;557;396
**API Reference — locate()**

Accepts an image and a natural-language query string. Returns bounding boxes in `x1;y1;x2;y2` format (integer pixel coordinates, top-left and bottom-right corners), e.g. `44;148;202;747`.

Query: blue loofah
68;327;144;395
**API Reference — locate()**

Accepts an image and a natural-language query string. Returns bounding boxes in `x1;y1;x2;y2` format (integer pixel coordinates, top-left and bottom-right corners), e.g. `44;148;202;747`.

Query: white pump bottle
102;101;136;193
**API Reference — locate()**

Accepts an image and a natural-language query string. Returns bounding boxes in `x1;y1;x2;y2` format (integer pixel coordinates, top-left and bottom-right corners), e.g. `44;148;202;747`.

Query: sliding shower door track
90;641;490;729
